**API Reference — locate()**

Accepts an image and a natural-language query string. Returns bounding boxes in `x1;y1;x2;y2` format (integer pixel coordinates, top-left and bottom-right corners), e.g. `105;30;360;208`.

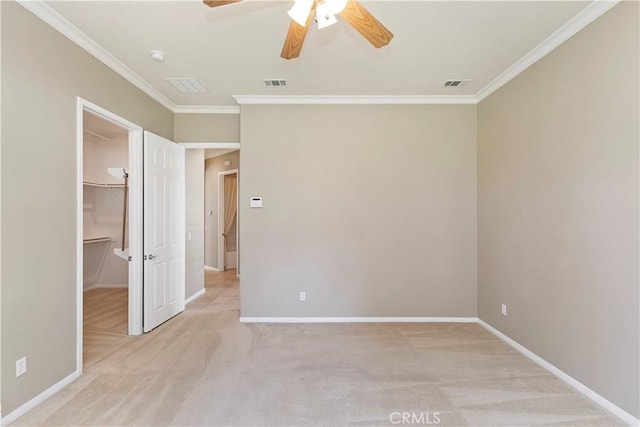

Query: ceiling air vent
263;79;287;87
443;79;470;87
165;78;208;94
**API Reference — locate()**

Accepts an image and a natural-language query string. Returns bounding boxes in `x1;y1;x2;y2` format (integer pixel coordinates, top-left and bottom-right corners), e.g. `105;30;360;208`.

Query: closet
82;111;130;347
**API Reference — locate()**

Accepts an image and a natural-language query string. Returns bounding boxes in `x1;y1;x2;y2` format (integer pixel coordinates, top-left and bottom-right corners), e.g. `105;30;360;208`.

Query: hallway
189;269;239;312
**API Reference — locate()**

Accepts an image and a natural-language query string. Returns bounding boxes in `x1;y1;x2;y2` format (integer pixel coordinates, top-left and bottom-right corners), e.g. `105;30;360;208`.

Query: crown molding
17;0;177;112
233;95;478;105
475;0;620;102
173;105;241;114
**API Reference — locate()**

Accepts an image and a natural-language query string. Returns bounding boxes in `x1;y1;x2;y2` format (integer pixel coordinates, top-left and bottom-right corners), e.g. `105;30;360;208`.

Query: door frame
76;98;144;373
218;169;239;271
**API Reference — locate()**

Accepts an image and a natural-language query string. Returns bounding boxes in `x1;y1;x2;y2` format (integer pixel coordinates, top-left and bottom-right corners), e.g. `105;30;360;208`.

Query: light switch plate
250;197;263;208
16;357;27;377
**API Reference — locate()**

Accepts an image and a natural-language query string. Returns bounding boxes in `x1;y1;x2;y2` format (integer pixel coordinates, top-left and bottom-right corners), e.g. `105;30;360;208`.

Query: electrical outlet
16;357;27;377
299;291;306;301
501;304;507;316
188;232;192;240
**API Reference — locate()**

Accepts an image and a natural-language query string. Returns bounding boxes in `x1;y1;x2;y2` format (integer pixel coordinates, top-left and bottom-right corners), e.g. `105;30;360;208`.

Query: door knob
148;254;158;260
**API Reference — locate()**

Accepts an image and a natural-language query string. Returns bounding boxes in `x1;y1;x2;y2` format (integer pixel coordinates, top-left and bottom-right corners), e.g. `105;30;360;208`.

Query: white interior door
143;131;185;332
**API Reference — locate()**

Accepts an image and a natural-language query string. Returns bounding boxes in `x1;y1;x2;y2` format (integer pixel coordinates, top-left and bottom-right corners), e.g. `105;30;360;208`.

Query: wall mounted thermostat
250;197;263;208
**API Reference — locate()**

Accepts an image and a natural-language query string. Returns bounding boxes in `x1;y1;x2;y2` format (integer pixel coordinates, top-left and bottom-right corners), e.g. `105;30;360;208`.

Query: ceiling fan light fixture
287;0;314;26
315;5;337;29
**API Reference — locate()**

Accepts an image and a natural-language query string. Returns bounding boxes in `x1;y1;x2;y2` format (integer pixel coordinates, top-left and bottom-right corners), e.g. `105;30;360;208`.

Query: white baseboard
83;283;127;292
204;265;220;272
478;319;639;426
185;288;205;305
1;370;80;426
239;317;478;323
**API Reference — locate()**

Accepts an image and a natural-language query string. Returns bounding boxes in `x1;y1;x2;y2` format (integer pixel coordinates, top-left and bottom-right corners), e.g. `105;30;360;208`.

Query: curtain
223;174;238;268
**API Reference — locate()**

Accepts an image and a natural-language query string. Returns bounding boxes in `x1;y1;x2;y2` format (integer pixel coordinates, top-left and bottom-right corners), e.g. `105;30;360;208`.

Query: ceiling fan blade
281;2;317;60
339;0;393;48
203;0;242;8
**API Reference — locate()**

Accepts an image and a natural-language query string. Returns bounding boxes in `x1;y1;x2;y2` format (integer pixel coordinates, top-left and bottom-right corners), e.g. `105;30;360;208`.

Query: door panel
143;131;185;332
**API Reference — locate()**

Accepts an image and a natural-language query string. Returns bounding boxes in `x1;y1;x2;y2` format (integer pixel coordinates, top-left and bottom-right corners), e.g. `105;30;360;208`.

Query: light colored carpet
13;271;622;426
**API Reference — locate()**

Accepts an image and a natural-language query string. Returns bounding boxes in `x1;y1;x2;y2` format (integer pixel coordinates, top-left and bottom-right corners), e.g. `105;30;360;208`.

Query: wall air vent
443;79;470;87
165;78;208;94
263;79;287;87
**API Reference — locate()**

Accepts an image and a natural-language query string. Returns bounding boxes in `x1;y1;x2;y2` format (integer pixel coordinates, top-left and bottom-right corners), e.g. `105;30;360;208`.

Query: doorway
218;169;239;271
194;145;240;273
81;110;130;366
76;98;144;372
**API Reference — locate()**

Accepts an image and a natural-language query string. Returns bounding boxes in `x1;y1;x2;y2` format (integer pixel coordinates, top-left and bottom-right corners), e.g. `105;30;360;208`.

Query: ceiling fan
203;0;394;59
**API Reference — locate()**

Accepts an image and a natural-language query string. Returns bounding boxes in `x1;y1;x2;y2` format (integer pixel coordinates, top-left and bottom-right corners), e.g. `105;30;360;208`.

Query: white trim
233;95;477;105
478;320;639;426
76;100;84;377
127;125;144;338
0;370;80;427
218;169;239;271
185;288;206;305
174;105;240;114
204;265;221;272
475;0;620;102
239;317;478;323
178;142;240;149
17;1;175;112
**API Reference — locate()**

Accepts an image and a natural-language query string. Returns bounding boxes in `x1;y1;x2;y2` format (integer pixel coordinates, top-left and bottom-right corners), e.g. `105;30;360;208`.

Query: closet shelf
83;181;126;188
83;237;112;244
114;248;129;261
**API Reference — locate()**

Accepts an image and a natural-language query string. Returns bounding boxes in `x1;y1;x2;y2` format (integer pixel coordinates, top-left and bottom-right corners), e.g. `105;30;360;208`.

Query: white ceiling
44;1;593;109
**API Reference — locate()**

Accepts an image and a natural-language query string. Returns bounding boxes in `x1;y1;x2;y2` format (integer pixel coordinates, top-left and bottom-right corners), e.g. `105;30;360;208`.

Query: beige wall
174;113;239;143
1;2;173;415
204;152;240;268
240;104;477;317
185;149;205;299
478;2;639;418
